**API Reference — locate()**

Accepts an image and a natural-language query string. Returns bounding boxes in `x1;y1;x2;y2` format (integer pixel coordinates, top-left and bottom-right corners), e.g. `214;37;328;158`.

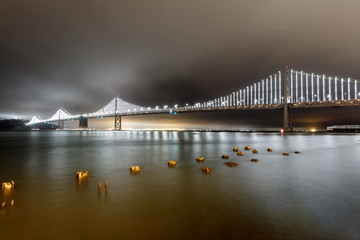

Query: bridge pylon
283;67;293;131
79;117;88;129
114;115;121;130
58;120;64;129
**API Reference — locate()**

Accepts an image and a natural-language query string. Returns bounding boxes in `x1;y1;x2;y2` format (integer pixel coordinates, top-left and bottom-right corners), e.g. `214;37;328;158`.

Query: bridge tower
58;107;64;129
114;97;122;130
283;67;292;131
58;120;64;129
79;116;88;129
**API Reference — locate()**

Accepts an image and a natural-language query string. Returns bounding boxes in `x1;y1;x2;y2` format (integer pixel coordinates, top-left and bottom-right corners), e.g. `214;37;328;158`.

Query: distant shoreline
2;129;360;135
1;119;359;133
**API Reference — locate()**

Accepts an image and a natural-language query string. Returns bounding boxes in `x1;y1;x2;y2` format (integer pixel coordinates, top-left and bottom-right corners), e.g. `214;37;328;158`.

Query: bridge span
27;67;360;131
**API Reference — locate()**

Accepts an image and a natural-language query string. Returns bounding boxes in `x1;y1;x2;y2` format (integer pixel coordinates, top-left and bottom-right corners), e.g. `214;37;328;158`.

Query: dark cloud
1;0;360;125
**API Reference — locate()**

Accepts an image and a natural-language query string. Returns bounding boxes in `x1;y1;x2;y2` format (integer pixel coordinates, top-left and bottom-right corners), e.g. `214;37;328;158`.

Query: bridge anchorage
27;67;360;131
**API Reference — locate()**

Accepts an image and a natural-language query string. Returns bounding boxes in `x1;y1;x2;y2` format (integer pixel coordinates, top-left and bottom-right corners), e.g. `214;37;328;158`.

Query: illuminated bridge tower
283;66;292;131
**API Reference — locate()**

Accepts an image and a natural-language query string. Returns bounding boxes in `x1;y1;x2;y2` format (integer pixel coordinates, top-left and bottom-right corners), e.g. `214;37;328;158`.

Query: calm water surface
0;131;360;239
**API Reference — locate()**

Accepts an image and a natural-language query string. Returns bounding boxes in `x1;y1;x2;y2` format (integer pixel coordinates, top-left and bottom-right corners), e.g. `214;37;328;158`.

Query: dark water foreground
0;131;360;240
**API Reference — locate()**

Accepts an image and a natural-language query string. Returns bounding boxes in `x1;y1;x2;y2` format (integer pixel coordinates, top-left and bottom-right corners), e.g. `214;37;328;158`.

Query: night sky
1;0;360;129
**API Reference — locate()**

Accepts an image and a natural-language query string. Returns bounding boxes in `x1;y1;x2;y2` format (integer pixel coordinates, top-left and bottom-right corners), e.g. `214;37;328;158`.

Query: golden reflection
130;166;141;173
168;161;176;167
2;180;14;191
202;167;211;173
196;157;205;162
225;162;238;167
76;171;89;189
76;171;88;179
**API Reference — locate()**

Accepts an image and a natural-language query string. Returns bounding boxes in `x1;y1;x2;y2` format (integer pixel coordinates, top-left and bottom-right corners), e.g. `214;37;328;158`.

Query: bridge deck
40;99;360;123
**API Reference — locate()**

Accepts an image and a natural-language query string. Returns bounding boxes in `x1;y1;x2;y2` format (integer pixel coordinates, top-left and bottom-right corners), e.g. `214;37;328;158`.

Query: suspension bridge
27;67;360;131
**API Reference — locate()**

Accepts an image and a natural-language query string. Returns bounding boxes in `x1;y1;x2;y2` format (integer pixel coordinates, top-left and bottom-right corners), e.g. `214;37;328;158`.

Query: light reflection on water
0;131;360;239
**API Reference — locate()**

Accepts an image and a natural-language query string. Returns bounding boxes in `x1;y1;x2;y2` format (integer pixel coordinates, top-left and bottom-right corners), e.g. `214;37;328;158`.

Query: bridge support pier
114;115;121;130
79;117;88;129
283;105;292;131
283;67;293;131
58;120;64;129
